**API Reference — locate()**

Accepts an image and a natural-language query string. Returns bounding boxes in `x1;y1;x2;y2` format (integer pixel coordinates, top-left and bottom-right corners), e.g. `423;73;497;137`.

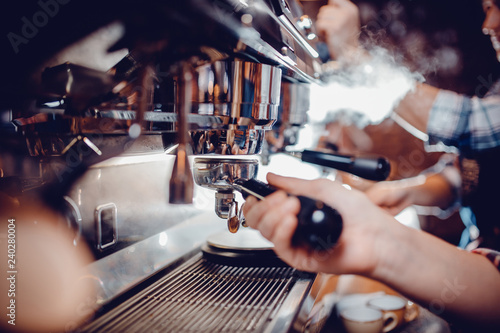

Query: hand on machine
232;178;343;251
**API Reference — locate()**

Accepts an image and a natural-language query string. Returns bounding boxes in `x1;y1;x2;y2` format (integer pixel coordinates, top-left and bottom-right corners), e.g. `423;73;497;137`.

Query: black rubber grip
301;150;391;181
233;178;343;250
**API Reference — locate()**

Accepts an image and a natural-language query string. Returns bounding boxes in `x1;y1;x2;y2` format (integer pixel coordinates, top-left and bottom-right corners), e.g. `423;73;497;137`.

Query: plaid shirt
427;83;500;155
427;83;500;271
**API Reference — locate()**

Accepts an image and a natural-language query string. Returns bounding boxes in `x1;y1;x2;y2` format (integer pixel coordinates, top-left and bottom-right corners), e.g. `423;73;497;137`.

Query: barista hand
242;173;500;327
365;173;458;216
242;173;394;275
364;180;417;216
316;0;362;60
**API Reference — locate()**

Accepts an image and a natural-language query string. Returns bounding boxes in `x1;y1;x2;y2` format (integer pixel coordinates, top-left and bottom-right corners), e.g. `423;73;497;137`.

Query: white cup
336;292;385;317
340;306;398;333
367;295;419;329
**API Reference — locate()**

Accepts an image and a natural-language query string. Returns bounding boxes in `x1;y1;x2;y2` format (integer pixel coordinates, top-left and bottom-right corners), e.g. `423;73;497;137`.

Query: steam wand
169;62;194;204
288;150;391;181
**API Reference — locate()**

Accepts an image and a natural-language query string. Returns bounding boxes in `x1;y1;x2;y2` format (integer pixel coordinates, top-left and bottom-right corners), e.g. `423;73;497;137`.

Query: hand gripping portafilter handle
300;150;391;181
233;179;343;250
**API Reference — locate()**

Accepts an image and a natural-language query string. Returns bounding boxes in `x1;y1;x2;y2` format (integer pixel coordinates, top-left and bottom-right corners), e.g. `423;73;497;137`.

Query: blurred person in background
242;0;500;330
0;192;95;333
315;0;500;251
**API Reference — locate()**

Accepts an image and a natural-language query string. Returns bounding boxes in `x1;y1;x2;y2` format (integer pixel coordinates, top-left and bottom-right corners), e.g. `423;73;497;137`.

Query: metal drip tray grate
81;254;300;333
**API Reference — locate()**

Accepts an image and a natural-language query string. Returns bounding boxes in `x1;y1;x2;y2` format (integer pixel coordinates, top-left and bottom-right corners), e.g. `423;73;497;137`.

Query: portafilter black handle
300;150;391;181
233;178;343;250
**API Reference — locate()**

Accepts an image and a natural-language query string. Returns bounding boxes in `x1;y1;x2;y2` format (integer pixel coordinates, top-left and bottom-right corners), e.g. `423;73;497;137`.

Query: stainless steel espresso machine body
0;1;329;332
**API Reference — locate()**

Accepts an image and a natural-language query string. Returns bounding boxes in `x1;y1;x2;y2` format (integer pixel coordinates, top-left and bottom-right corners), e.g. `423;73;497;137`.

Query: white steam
308;47;423;127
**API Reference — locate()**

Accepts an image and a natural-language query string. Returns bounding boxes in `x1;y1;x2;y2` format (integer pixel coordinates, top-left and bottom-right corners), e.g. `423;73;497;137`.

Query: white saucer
206;228;274;251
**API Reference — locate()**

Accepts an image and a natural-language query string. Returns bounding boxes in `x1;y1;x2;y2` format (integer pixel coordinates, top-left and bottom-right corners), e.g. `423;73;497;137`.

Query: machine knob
297;15;316;40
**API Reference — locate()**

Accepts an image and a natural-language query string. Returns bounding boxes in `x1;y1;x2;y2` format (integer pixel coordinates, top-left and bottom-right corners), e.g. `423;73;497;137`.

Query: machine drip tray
80;253;302;333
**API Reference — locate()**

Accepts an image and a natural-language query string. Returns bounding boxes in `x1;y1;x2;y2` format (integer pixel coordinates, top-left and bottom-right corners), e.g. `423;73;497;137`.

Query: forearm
372;222;500;327
244;174;499;326
393;83;440;133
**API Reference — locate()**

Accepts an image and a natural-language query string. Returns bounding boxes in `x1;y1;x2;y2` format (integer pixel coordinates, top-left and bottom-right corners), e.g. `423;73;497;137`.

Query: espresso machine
0;1;362;332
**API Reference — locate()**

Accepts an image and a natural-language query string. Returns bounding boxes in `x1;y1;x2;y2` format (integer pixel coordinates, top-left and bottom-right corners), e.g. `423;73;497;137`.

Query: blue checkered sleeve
426;89;500;154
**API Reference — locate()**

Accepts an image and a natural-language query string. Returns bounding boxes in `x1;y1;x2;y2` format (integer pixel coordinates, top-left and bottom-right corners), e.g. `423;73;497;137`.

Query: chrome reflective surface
64;153;206;258
189;128;265;155
169;62;194;204
84;211;226;306
193;157;259;223
19;59;282;157
263;81;311;158
193;157;260;191
190;60;281;127
280;81;310;126
22;118;266;157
